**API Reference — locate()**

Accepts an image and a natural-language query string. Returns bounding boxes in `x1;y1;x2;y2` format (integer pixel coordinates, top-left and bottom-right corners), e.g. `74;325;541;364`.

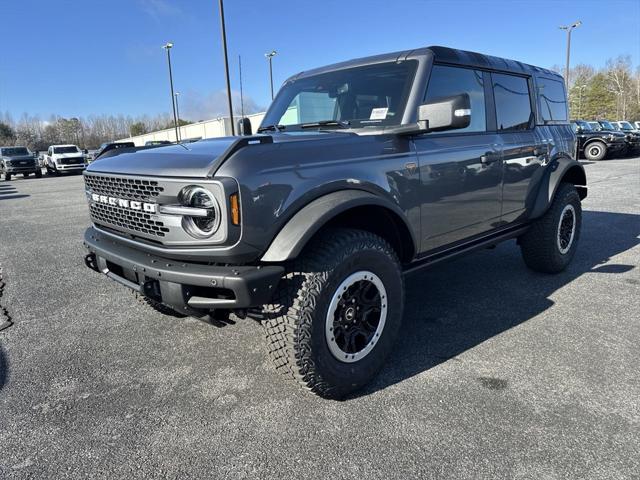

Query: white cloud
139;0;182;21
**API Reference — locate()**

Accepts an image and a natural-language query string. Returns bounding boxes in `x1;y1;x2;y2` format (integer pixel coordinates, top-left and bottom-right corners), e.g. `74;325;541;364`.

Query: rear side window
538;77;568;122
425;65;486;133
492;73;533;131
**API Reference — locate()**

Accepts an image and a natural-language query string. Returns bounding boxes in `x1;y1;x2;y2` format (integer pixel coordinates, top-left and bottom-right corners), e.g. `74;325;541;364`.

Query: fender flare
260;189;417;262
529;157;587;220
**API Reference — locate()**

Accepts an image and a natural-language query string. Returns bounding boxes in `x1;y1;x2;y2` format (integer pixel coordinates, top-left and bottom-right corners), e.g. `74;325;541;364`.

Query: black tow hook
84;253;99;272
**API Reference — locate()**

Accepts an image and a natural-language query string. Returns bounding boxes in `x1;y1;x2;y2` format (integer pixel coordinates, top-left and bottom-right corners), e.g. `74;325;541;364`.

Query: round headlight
179;186;221;239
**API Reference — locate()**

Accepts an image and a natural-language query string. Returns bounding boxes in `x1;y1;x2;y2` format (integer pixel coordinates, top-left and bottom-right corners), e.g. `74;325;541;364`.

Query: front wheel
35;169;42;178
4;172;11;181
520;183;582;273
263;228;404;399
584;141;607;161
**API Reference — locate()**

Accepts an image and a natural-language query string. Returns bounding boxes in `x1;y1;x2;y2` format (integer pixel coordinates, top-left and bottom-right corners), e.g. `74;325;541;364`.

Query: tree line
554;55;640;121
0;113;192;151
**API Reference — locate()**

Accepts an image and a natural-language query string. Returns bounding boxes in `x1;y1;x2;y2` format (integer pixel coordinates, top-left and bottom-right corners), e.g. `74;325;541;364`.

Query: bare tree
606;56;633;119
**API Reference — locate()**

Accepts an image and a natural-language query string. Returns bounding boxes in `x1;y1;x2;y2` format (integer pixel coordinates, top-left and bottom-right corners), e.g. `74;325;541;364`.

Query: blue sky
1;0;639;121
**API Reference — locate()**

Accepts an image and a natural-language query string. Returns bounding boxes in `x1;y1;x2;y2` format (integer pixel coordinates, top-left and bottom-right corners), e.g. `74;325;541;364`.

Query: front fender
529;157;587;220
260;189;416;262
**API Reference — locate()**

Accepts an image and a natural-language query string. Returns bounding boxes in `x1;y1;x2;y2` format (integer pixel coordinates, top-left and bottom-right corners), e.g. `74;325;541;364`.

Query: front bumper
84;227;283;314
56;164;86;171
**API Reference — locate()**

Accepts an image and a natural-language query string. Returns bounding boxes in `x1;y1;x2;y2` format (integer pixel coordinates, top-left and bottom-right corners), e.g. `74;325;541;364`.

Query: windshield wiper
299;120;351;129
257;124;285;133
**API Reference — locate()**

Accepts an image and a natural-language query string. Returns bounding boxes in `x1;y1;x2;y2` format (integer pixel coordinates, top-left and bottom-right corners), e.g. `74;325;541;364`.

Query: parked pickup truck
83;46;587;398
45;144;87;174
0;146;41;180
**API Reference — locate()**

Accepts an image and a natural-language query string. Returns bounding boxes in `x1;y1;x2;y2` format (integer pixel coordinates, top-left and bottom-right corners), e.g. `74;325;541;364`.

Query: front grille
59;157;85;165
90;202;170;237
84;174;164;201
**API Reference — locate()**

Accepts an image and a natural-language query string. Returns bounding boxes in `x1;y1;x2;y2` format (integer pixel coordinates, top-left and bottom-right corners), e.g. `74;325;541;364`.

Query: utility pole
162;42;180;143
217;0;235;135
559;21;582;89
265;50;277;100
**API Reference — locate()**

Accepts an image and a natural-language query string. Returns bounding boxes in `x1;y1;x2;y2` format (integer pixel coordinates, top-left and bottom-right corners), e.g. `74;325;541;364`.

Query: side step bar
403;224;529;275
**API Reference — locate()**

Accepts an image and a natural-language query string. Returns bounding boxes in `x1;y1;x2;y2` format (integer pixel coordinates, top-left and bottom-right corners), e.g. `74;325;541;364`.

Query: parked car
589;120;636;156
83;45;586;398
45;144;87;174
91;142;136;163
0;146;41;180
571;120;626;160
611;121;640;155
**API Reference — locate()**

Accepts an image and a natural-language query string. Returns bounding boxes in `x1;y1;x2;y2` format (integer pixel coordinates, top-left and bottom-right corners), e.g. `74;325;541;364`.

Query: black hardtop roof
289;45;562;82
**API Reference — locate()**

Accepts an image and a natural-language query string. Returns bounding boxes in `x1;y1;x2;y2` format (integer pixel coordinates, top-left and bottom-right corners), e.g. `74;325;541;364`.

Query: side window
538;77;567;122
424;65;486;133
492;73;533;131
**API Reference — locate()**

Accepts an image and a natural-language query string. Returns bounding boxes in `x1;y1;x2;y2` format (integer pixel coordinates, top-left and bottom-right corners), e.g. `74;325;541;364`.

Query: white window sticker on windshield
370;107;388;120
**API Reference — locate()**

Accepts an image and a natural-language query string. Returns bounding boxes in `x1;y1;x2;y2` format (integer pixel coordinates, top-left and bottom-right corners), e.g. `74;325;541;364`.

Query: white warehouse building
120;112;266;146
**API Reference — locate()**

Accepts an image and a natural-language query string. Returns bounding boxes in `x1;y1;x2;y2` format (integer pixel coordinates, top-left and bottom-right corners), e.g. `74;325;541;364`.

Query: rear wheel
584;141;606;161
520;183;581;273
263;228;404;399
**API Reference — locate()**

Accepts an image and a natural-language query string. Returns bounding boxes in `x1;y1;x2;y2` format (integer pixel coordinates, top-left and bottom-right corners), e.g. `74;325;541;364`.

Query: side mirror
418;93;471;132
237;117;252;136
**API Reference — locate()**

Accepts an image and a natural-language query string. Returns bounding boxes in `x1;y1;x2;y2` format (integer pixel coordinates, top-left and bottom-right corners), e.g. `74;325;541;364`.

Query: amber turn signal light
230;193;240;225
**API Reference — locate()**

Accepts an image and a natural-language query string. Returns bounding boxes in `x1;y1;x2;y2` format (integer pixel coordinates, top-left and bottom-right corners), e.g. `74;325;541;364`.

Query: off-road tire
35;169;42;178
262;228;404;399
133;291;187;318
584;141;607;161
4;173;10;181
520;183;582;273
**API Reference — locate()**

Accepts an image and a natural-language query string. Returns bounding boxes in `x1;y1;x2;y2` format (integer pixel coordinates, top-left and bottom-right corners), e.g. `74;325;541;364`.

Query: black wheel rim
326;271;387;363
557;204;576;254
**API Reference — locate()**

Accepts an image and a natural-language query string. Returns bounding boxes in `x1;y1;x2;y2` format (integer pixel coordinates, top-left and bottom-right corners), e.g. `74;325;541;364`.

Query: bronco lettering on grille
91;193;157;213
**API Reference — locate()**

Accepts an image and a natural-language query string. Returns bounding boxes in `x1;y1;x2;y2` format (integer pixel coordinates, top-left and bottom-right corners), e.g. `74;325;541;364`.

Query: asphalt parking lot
0;158;639;479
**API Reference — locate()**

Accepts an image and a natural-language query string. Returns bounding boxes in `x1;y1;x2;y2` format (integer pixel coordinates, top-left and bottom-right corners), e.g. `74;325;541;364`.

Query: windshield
599;121;615;131
574;120;592;131
54;146;80;154
619;121;634;130
1;147;30;156
261;61;418;130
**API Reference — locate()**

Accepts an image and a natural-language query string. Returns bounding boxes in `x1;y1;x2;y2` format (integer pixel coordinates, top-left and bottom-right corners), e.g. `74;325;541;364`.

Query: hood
86;132;353;178
54;152;84;158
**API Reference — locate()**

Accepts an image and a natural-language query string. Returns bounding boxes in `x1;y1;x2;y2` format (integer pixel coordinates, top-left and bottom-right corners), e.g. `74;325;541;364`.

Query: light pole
162;42;180;143
217;0;235;135
265;50;277;100
174;92;181;142
559;21;581;89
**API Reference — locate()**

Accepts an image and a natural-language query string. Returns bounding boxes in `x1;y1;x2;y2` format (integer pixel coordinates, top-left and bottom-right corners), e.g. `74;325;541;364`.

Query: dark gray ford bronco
83;46;586;398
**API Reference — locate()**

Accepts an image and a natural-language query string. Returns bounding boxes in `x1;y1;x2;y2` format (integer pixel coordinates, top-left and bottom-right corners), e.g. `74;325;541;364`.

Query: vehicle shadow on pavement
0;346;7;393
355;210;640;398
0;183;29;201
